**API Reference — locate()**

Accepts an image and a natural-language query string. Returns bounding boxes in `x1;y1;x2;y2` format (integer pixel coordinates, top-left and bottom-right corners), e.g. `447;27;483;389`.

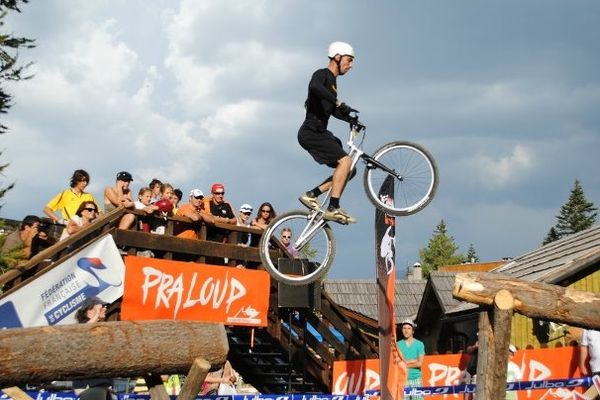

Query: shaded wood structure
0;208;379;394
453;272;600;400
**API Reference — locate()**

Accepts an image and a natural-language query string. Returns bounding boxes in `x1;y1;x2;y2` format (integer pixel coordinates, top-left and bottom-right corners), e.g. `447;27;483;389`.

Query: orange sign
334;347;586;399
121;256;270;327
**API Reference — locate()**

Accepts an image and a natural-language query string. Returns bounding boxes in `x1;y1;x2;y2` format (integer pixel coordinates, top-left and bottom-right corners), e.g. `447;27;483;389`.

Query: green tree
419;220;464;278
0;0;35;208
543;180;597;244
542;227;560;246
465;243;479;263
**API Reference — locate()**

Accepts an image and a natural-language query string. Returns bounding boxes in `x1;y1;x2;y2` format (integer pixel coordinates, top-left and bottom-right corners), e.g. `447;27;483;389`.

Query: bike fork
295;212;327;251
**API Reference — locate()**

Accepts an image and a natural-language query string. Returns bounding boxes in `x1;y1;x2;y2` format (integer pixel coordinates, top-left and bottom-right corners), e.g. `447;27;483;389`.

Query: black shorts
298;125;347;168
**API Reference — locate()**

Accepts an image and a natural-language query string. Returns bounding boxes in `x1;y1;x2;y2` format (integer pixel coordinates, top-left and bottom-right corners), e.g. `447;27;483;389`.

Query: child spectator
149;178;162;203
134;187;158;232
150;183;175;234
43;169;101;225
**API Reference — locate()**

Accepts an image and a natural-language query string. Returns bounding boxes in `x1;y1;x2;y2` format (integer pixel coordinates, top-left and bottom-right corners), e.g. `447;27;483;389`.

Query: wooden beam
177;357;211;400
1;387;34;400
453;272;600;329
0;320;228;387
475;290;514;400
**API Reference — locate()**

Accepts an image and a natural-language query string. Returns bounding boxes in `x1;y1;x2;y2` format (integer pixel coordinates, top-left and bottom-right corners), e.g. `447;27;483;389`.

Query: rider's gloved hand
337;102;355;116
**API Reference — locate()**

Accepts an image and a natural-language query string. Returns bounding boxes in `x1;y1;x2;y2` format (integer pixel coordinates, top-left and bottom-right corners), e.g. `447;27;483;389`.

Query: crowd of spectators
1;168;280;266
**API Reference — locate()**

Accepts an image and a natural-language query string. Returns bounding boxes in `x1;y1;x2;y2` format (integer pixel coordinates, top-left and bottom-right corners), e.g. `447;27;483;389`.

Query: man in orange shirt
175;189;214;239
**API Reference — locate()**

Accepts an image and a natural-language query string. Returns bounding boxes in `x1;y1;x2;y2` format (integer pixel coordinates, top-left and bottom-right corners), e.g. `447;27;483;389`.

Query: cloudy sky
2;1;599;279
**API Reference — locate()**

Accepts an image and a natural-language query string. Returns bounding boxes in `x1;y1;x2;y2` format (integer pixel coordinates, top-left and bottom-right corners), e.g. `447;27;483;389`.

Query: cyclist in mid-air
297;41;358;224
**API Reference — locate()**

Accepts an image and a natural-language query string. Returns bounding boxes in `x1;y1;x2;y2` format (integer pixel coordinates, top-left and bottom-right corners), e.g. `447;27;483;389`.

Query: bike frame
292;118;400;253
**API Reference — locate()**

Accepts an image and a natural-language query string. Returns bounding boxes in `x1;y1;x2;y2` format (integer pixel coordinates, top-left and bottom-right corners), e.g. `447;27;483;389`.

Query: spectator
396;319;425;400
133;187;158;232
0;215;41;259
580;329;600;378
30;224;56;258
236;204;253;246
150;183;175;235
73;297;112;400
149;178;163;203
104;171;136;229
203;183;237;225
201;360;237;395
173;189;183;209
462;331;478;400
104;171;134;212
61;201;99;240
175;189;214;239
43;169;101;225
505;344;521;400
280;227;300;258
250;202;276;247
251;202;276;230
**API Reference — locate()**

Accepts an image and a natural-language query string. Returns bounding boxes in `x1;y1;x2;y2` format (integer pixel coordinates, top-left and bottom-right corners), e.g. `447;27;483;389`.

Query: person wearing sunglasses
175;189;215;239
249;202;277;247
60;201;99;240
280;227;299;258
203;183;237;225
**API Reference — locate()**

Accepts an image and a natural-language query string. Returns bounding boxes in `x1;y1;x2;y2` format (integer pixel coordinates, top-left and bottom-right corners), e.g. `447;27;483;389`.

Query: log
453;272;600;329
177;357;211;400
476;290;514;400
0;320;228;387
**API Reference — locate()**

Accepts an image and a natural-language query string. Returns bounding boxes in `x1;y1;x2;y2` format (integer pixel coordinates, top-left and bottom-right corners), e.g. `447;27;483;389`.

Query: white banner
0;234;125;328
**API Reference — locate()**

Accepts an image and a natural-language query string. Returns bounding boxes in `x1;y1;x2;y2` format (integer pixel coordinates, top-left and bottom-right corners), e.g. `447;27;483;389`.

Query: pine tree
465;243;479;263
0;0;35;209
419;220;464;278
542;227;560;245
543;180;597;245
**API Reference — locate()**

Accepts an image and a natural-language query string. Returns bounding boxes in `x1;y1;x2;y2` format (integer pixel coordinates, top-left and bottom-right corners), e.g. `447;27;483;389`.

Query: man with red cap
202;183;237;255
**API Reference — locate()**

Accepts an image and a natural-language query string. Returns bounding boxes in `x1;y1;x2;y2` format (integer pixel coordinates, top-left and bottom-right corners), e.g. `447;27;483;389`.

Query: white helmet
328;41;355;59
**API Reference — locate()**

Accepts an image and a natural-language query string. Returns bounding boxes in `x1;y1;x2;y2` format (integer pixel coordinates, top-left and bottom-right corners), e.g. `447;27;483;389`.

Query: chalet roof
323;279;426;321
492;225;600;283
439;261;505;273
427;271;464;314
447;225;600;315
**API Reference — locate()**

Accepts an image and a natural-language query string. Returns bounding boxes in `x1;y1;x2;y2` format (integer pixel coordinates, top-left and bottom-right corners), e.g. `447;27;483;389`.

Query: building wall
510;268;600;350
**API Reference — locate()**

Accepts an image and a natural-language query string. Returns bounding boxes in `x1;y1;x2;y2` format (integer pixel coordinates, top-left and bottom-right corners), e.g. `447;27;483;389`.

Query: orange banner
121;256;270;326
333;346;585;399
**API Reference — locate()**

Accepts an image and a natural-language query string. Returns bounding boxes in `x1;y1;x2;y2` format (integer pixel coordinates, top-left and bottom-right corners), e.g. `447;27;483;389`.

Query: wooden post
475;289;514;400
177;357;211;400
1;387;34;400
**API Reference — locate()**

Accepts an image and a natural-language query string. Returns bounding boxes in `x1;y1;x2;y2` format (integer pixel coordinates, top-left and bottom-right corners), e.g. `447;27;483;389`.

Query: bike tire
259;210;336;286
363;141;438;216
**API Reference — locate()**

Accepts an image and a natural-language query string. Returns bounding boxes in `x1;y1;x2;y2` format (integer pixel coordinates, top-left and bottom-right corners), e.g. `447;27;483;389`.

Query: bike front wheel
259;210;336;286
363;141;438;216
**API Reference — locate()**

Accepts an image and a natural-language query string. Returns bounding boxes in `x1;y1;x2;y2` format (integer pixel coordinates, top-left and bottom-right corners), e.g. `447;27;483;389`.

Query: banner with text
121;256;270;326
0;234;125;329
333;346;586;399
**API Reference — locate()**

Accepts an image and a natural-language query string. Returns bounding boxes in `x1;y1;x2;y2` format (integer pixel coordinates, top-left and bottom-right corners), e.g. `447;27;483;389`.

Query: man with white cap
175;189;214;239
397;319;425;400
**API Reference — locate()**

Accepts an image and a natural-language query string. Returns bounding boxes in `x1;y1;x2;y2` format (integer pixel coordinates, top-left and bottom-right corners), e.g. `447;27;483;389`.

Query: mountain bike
259;112;439;285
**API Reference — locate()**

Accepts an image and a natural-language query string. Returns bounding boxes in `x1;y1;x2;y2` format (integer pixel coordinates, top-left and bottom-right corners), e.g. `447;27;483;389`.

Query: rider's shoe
299;192;320;210
323;206;357;224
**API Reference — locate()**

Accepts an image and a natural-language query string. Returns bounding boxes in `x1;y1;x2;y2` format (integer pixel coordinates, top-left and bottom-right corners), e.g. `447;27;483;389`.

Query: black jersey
302;68;351;132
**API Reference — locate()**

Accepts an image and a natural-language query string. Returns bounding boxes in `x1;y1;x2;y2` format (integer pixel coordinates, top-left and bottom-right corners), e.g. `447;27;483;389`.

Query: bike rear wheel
363;141;438;216
259;210;336;286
